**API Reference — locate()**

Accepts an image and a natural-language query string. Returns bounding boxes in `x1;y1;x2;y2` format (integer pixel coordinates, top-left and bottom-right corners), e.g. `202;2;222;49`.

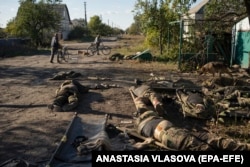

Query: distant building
182;0;209;39
182;0;248;66
186;0;209;20
53;4;72;40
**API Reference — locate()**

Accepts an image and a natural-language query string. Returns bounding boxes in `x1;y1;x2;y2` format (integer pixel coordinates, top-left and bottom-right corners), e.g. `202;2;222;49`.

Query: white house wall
55;5;72;40
235;17;250;32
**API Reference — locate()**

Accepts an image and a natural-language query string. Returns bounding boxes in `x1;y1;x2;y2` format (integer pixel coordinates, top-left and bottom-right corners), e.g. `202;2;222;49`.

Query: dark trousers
96;43;100;54
50;47;59;62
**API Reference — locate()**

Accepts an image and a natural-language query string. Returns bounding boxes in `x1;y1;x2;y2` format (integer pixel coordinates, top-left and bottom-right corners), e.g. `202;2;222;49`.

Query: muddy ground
0;40;250;165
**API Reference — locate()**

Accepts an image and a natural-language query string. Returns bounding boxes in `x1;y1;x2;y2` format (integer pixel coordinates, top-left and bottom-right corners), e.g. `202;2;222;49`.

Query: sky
0;0;202;30
0;0;137;30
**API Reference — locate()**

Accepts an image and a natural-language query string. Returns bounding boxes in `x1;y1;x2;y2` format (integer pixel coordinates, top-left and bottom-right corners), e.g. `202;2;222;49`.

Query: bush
68;26;90;40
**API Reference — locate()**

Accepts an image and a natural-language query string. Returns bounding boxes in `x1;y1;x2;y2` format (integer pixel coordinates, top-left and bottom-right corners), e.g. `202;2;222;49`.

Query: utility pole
84;1;87;26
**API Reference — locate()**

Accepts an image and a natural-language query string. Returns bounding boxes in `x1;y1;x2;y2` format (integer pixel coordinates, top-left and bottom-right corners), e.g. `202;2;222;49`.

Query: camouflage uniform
212;86;250;118
48;79;89;112
130;85;250;150
109;53;124;61
50;71;82;80
176;89;216;119
134;99;250;151
130;85;165;116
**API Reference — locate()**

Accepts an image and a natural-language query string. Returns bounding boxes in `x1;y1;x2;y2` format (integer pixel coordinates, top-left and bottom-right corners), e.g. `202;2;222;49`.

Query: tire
58;48;68;63
57;50;63;63
63;49;69;62
86;44;96;56
101;46;111;55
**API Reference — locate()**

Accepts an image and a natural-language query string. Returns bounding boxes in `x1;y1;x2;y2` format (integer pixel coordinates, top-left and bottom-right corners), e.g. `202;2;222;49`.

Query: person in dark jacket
50;33;60;63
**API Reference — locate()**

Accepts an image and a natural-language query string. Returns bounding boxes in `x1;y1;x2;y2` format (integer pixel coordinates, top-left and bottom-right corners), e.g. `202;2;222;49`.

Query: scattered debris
132;49;153;61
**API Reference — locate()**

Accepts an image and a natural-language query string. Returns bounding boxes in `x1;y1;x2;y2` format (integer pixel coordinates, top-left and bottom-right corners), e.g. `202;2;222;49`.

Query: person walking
50;33;60;63
94;34;101;55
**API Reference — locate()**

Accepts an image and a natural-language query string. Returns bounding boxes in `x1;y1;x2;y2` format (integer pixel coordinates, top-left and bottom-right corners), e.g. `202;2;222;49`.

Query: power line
84;1;87;26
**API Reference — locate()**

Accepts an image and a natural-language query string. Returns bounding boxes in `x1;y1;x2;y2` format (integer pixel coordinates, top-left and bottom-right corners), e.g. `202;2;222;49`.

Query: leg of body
191;131;250;151
159;127;249;151
144;90;165;116
160;127;214;151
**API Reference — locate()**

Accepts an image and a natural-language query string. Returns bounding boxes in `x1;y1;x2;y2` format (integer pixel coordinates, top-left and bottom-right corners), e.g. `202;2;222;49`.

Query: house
53;4;73;40
186;0;209;20
232;16;250;68
179;0;218;66
16;3;72;40
182;0;247;66
183;0;209;38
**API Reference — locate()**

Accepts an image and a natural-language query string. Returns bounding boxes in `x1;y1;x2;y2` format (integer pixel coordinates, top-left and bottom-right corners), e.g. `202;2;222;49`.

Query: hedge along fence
0;38;34;57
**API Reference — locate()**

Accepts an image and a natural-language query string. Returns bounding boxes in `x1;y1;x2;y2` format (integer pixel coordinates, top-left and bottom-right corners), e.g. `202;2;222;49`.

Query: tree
134;0;180;54
71;18;87;27
6;0;61;47
0;28;7;38
88;15;103;35
87;15;119;36
68;26;90;40
184;0;250;24
244;0;250;23
204;0;245;34
127;23;141;35
69;18;90;40
126;15;142;35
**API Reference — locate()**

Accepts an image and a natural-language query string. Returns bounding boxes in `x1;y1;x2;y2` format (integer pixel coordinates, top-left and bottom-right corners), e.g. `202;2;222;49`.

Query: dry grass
111;35;179;71
113;35;147;55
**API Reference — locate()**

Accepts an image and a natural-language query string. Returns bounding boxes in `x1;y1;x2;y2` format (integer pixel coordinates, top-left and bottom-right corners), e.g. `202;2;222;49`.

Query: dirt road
0;49;176;163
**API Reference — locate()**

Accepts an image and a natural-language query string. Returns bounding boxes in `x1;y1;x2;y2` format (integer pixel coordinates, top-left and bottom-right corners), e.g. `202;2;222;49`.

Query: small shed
233;17;250;68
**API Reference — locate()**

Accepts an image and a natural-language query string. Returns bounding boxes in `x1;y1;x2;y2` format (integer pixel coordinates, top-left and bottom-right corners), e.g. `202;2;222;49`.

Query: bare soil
0;39;249;164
